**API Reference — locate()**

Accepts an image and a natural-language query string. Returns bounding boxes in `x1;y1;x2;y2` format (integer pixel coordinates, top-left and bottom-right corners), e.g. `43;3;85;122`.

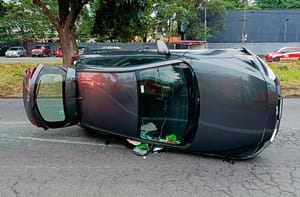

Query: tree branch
32;0;61;32
64;0;90;33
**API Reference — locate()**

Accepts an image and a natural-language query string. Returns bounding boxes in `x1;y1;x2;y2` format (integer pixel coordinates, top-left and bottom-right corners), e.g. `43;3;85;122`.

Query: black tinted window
137;64;191;145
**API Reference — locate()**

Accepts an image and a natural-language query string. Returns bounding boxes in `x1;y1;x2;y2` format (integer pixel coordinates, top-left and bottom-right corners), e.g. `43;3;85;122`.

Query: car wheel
274;57;280;62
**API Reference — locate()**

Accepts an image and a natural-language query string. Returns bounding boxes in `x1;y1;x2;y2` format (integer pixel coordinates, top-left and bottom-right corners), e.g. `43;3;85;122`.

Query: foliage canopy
1;0;300;48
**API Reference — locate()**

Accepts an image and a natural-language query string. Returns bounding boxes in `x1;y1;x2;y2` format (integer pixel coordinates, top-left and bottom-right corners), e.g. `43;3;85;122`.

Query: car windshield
9;47;19;51
34;46;44;49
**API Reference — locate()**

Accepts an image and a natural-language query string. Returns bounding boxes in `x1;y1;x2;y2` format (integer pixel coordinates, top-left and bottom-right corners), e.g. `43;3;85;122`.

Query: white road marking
16;136;124;148
0;122;31;124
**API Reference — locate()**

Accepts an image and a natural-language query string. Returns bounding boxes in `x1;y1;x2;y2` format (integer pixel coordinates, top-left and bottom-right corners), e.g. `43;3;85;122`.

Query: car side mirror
156;40;170;57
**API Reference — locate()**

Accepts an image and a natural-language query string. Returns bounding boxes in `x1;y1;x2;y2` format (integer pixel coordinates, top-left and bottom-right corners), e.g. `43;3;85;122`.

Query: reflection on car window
80;57;165;68
137;64;190;145
36;74;65;122
115;57;165;67
83;58;115;67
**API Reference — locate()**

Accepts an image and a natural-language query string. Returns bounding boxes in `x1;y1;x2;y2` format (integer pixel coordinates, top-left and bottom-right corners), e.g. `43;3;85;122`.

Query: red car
265;47;300;62
31;45;51;57
55;47;63;57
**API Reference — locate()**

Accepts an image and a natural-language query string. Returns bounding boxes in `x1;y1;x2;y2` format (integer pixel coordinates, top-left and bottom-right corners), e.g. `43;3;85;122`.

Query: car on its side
265;47;300;62
31;45;51;57
5;46;26;57
23;40;282;160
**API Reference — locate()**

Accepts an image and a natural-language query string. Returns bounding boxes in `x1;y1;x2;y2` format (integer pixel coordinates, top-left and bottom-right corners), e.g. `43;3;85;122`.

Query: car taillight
32;117;42;128
27;67;37;79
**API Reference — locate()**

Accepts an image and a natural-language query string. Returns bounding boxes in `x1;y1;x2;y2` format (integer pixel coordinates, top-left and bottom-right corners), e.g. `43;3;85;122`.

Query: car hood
32;49;43;52
6;50;18;53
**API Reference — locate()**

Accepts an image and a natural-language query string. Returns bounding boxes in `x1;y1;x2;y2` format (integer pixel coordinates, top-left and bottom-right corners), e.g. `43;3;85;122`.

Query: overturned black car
23;40;282;159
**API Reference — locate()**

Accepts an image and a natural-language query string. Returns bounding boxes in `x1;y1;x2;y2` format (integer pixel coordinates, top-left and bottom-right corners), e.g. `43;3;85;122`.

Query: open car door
23;64;78;130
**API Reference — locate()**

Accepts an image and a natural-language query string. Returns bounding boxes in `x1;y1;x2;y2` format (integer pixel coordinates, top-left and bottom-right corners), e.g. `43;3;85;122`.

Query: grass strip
0;62;62;97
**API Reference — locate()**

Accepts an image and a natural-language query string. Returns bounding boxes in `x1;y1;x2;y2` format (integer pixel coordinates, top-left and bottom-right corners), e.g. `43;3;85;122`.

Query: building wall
209;9;300;43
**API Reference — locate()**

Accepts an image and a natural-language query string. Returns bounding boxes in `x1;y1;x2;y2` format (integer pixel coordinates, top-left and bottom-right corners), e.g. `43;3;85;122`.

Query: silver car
5;46;26;57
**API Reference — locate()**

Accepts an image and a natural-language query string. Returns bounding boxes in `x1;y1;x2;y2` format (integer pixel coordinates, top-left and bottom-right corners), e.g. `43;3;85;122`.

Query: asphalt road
0;98;299;197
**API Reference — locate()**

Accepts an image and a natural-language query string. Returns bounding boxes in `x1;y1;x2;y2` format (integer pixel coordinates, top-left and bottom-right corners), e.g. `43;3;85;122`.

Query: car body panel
77;71;139;136
185;59;268;157
23;45;282;159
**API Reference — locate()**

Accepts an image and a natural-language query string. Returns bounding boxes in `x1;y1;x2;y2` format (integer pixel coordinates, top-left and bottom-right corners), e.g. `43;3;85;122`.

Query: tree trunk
59;27;77;67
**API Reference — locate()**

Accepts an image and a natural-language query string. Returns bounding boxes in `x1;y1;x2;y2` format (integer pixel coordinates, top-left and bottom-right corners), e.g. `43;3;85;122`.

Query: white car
5;46;27;57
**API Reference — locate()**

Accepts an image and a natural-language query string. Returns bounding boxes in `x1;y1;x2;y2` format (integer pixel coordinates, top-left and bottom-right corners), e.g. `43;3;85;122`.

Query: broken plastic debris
132;143;149;156
152;145;164;152
127;139;142;146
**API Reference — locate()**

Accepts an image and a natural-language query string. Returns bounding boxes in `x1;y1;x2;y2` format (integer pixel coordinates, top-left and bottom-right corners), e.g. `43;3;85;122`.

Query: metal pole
204;7;207;42
242;0;247;45
284;18;289;42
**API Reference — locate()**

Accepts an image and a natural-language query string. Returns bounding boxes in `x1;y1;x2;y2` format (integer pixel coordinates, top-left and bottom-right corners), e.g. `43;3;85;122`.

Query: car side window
294;48;300;52
137;63;191;145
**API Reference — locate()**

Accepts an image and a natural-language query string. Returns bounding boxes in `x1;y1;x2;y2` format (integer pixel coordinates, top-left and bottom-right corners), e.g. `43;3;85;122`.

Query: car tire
274;57;280;62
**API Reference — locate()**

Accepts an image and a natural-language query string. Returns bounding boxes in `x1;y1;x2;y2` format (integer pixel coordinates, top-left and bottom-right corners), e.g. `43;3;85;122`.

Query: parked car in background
23;40;282;160
0;45;8;56
5;46;26;57
31;45;51;57
56;46;86;59
55;47;63;57
265;47;300;62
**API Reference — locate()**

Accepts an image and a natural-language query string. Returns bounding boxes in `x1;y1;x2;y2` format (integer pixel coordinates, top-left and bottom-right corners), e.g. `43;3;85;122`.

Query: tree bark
60;27;77;66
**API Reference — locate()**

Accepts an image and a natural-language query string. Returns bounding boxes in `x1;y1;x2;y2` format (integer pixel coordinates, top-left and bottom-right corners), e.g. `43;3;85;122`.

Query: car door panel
76;60;198;145
77;71;139;137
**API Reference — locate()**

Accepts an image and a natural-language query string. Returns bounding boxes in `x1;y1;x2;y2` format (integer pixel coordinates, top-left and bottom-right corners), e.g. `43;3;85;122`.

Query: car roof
74;48;255;69
9;46;23;49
